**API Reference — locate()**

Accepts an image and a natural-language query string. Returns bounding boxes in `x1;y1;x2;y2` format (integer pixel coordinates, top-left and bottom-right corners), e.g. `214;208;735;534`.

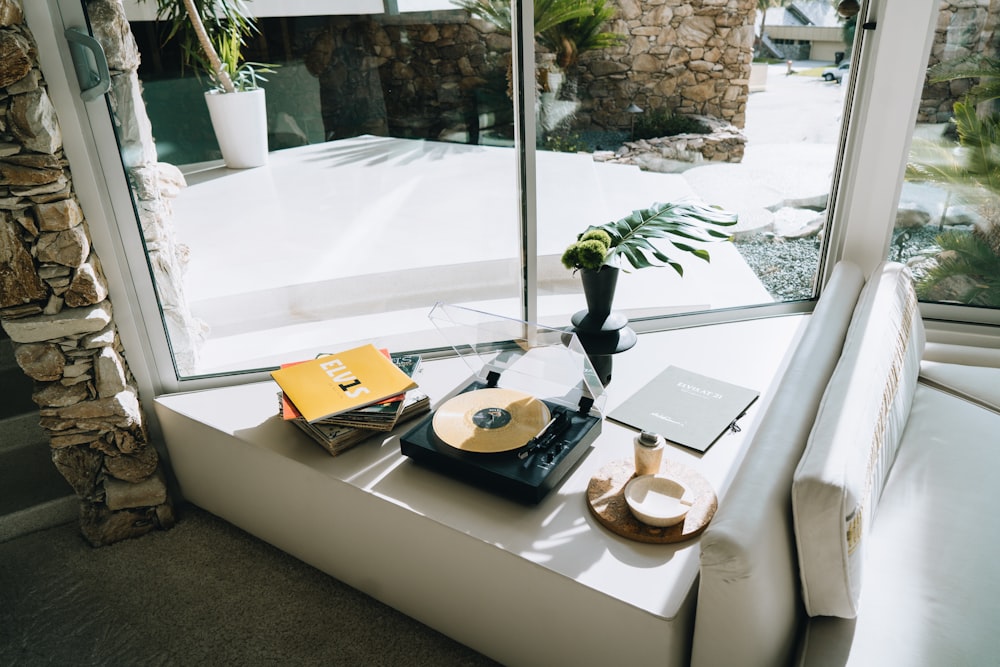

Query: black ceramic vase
581;266;618;322
571;266;636;386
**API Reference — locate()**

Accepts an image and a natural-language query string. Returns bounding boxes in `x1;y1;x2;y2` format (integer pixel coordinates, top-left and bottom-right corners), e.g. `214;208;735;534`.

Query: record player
399;303;606;504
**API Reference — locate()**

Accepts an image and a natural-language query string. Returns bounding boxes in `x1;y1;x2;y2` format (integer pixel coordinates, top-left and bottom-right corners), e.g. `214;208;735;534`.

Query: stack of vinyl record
278;354;429;456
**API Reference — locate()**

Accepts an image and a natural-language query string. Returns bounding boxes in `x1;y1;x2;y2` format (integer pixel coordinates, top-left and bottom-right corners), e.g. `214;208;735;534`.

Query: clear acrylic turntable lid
428;303;606;415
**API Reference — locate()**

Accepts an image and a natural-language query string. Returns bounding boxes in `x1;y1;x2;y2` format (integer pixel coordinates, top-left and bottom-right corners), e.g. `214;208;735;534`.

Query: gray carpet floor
0;504;500;666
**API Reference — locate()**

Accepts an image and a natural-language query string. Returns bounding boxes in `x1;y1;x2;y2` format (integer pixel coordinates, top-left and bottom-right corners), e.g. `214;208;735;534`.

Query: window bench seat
153;316;808;667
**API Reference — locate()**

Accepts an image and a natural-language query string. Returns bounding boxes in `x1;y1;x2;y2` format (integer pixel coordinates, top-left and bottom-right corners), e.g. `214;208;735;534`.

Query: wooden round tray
586;458;717;544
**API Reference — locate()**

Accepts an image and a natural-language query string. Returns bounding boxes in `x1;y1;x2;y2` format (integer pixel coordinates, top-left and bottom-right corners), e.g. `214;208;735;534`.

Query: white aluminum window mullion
513;0;539;327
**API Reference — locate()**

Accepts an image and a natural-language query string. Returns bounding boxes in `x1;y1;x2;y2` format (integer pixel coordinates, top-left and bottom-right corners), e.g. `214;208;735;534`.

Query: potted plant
150;0;275;168
561;200;738;319
453;0;622;93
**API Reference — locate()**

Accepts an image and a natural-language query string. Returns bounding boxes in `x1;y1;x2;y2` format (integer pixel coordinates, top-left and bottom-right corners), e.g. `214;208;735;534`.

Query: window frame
30;0;996;404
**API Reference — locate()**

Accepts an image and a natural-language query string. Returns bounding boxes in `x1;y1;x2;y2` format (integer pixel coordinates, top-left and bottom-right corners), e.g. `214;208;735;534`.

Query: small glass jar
634;430;665;476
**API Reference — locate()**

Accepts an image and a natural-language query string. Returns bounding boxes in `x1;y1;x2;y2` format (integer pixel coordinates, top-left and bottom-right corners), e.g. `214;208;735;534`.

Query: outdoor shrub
633;109;709;140
542;130;590;153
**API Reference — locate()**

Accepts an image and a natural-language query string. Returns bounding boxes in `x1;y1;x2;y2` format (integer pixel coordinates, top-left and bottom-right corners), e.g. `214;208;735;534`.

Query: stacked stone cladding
0;0;174;545
919;0;1000;123
576;0;756;130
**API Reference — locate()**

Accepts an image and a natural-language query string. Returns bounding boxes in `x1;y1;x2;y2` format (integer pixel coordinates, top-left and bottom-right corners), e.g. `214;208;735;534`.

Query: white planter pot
204;88;268;169
749;63;768;93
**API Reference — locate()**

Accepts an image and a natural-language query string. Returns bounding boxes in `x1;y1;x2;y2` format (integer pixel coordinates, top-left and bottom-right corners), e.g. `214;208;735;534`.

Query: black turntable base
399;380;602;504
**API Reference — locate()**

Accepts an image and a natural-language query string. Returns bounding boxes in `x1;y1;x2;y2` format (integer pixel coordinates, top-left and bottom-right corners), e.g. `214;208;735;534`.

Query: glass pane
897;4;1000;310
532;1;851;328
103;1;855;379
117;3;522;376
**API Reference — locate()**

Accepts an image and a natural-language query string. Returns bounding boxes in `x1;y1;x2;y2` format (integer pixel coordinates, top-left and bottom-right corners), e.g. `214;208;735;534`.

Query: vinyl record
432;388;551;453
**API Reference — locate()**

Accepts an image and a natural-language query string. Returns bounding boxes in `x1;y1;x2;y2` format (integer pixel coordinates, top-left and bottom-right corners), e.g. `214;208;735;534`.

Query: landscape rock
896;202;934;229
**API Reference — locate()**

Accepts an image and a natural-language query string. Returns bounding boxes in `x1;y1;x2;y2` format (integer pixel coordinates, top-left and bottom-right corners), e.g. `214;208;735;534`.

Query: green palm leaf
452;0;593;37
928;54;1000;108
917;230;1000;306
585;201;737;274
539;0;623;67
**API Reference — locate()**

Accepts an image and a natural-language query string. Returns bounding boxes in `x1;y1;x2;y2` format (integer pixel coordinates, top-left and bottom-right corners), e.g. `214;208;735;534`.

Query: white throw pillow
792;262;925;618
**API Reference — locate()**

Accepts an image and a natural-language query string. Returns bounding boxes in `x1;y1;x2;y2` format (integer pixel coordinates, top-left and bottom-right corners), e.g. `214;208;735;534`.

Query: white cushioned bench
693;260;1000;666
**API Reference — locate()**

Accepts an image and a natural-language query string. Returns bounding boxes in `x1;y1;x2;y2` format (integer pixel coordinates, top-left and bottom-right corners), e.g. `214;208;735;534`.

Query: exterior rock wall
309;1;756;141
579;0;756;129
0;0;173;545
920;0;1000;123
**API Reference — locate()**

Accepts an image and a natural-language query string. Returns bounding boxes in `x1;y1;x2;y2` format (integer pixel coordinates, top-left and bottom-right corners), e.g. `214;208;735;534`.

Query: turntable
399;304;606;504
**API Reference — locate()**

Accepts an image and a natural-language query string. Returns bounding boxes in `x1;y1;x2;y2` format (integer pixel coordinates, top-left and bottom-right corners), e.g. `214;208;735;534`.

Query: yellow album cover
271;343;418;423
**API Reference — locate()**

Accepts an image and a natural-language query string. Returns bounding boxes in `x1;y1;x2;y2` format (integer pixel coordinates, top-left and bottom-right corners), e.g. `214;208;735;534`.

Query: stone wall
301;0;756;141
0;0;173;545
579;0;756;129
919;0;1000;123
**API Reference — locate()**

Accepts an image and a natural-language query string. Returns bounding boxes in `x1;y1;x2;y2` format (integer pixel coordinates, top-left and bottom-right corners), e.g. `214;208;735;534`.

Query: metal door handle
65;27;111;101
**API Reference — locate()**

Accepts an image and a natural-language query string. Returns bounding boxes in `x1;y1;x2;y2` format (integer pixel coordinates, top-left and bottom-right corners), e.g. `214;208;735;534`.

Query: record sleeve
271;343;417;422
608;366;758;452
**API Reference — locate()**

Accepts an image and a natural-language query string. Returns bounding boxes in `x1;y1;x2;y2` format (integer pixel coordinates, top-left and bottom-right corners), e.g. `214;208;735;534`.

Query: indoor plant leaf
584;201;737;273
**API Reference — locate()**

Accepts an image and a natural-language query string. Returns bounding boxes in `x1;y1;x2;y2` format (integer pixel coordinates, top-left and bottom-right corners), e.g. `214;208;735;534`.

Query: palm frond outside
452;0;620;68
952;101;1000;192
453;0;591;35
539;0;624;67
906;104;1000;200
150;0;271;92
916;230;1000;307
928;54;1000;107
907;50;1000;307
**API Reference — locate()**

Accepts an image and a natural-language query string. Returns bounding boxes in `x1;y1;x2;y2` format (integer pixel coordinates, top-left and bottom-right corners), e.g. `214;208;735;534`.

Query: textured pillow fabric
792;262;925;618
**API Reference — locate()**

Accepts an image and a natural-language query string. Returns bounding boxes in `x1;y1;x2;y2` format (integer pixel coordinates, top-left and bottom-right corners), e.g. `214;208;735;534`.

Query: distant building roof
770;1;844;28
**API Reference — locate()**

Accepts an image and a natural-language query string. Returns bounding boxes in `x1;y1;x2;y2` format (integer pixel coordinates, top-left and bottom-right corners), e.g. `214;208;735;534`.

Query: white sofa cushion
692;261;865;667
796;385;1000;665
919;360;1000;413
792;262;925;618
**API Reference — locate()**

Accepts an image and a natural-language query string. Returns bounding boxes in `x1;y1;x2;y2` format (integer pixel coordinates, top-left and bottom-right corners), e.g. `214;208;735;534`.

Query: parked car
823;61;850;82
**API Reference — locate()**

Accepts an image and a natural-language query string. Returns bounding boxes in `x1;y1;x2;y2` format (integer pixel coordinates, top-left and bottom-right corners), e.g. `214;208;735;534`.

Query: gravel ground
733;226;945;301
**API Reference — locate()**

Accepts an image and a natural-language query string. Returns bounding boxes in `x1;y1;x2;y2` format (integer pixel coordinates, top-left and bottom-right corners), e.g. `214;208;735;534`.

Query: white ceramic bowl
624;474;691;527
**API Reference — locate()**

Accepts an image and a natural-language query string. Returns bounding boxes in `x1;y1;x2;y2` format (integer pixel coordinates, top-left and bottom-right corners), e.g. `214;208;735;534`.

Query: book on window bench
608;365;760;453
271;343;419;423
